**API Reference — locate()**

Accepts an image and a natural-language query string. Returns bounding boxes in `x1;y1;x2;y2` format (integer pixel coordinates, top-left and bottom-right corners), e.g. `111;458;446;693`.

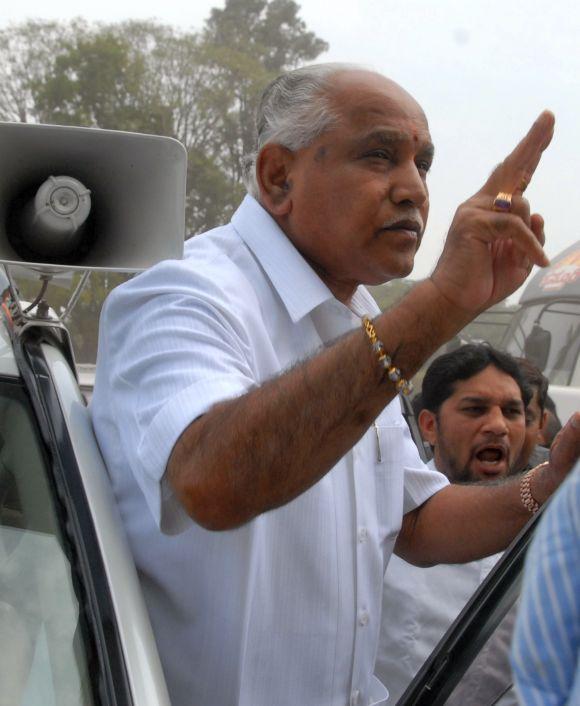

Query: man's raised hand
431;111;555;317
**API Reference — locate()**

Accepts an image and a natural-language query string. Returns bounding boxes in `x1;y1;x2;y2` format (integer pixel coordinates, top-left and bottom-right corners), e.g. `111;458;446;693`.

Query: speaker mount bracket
1;263;80;376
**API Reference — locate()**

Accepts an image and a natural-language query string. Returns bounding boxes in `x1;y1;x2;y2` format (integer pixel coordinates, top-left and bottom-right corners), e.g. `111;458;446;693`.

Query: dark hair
422;344;532;413
544;394;560;418
514;357;549;413
541;395;562;447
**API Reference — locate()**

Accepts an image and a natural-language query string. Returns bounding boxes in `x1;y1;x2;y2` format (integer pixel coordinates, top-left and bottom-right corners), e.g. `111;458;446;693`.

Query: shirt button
350;689;360;705
358;610;369;627
358;527;368;543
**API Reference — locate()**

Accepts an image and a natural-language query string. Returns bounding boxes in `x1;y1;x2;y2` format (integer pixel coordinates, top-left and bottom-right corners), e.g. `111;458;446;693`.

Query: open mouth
472;444;509;475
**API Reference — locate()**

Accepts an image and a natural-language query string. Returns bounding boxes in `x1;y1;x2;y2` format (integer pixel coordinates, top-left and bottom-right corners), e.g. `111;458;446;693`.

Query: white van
502;239;580;421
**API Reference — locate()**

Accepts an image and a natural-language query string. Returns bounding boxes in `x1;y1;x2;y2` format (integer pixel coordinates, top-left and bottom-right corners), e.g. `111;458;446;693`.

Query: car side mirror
524;323;551;371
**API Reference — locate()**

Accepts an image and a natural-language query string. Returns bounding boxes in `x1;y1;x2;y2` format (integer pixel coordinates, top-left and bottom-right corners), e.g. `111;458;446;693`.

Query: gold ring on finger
492;192;513;213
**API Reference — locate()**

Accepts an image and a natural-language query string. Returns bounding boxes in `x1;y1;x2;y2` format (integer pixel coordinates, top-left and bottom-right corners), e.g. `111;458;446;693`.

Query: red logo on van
540;250;580;292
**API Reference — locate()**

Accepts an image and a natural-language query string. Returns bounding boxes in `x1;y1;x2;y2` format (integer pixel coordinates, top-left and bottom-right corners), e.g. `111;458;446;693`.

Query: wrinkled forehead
328;70;430;137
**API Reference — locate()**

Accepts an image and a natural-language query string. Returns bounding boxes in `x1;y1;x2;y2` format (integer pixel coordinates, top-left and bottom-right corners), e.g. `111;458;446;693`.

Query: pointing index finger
481;110;555;196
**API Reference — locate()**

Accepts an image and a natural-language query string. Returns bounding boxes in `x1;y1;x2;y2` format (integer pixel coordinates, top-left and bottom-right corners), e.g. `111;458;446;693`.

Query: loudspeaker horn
0;121;187;273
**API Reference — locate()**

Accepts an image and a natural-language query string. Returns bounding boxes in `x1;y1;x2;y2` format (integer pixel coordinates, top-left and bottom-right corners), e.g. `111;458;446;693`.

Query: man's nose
390;161;429;207
482;407;509;435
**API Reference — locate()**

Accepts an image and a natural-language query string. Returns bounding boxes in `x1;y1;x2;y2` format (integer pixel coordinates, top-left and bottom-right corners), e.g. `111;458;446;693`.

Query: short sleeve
399;416;448;513
94;258;260;533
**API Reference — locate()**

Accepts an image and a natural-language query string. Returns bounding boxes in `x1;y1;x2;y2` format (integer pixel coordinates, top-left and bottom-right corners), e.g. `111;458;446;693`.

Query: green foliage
0;19;72;123
204;0;327;72
15;272;132;362
0;1;328;362
202;0;328;178
34;28;173;134
0;3;328;233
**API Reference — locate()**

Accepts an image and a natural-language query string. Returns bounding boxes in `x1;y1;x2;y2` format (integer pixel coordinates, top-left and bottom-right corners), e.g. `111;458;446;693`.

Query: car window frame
397;506;545;706
7;325;133;706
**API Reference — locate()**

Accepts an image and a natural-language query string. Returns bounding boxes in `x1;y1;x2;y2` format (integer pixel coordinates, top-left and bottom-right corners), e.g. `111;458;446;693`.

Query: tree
204;0;327;72
0;1;328;363
0;3;328;233
201;0;329;186
0;20;73;123
34;27;173;135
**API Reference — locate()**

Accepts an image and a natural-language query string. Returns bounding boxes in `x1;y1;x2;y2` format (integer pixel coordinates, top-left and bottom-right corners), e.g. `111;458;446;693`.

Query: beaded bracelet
520;462;548;514
362;316;413;395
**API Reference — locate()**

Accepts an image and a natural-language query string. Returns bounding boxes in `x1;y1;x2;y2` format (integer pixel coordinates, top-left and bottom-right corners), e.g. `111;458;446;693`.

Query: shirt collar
231;195;335;322
231;195;379;322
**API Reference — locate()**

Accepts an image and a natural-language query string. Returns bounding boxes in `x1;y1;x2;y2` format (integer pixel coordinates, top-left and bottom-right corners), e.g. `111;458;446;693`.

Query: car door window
0;379;95;706
442;601;519;706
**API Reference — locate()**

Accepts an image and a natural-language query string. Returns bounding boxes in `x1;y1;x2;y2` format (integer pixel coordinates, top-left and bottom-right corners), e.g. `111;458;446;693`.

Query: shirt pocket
373;422;406;543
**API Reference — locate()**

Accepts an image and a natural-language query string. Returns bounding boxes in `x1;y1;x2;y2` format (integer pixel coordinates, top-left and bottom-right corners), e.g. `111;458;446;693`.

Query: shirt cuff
136;374;252;533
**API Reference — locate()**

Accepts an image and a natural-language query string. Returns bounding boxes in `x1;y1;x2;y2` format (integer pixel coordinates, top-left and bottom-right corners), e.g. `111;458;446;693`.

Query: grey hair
243;63;362;199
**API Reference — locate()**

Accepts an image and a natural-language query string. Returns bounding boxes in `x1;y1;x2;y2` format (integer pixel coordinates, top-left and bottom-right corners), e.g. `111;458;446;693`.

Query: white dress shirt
375;461;500;703
92;195;448;706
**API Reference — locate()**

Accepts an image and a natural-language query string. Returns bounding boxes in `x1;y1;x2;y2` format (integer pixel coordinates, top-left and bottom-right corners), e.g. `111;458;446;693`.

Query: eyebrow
459;395;524;408
358;128;435;159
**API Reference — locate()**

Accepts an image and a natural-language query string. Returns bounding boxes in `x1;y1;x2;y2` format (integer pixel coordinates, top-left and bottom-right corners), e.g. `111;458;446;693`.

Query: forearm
168;279;469;530
396;415;580;566
395;480;532;567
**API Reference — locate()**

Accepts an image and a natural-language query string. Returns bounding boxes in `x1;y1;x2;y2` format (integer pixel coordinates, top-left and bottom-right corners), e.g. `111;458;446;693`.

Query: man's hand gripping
532;412;580;505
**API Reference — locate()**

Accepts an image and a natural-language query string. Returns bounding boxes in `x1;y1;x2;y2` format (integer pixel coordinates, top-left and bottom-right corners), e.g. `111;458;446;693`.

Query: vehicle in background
502;239;580;422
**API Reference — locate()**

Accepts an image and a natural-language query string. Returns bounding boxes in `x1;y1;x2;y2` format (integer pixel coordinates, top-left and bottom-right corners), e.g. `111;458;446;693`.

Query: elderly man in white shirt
92;63;578;706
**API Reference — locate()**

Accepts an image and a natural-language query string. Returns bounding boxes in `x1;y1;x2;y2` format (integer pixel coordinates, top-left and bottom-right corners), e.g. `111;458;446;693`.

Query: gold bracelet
520;462;548;514
362;316;413;395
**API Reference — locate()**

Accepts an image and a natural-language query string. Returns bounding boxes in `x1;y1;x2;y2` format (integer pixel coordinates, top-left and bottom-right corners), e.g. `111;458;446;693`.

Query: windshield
503;300;580;386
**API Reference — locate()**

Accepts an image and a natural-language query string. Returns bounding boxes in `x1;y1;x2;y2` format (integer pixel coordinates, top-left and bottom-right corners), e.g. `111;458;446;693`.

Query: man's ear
538;409;549;433
537;409;550;445
418;409;438;447
256;144;294;216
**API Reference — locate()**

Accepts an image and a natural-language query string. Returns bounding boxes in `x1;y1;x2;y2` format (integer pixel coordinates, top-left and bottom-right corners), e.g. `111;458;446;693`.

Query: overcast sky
2;0;579;294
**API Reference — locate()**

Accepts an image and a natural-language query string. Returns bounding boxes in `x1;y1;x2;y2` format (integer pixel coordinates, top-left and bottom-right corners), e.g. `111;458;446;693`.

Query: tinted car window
0;379;94;705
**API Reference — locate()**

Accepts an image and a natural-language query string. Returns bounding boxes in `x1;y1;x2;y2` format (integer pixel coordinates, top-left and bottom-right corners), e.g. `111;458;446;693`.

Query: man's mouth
380;218;423;237
471;444;510;477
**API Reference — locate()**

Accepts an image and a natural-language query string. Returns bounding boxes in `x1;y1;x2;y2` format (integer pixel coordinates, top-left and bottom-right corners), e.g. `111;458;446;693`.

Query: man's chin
372;259;416;285
469;462;510;482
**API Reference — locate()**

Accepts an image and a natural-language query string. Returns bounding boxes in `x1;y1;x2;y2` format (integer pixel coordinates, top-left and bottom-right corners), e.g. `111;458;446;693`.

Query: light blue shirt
511;465;580;705
92;195;448;706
